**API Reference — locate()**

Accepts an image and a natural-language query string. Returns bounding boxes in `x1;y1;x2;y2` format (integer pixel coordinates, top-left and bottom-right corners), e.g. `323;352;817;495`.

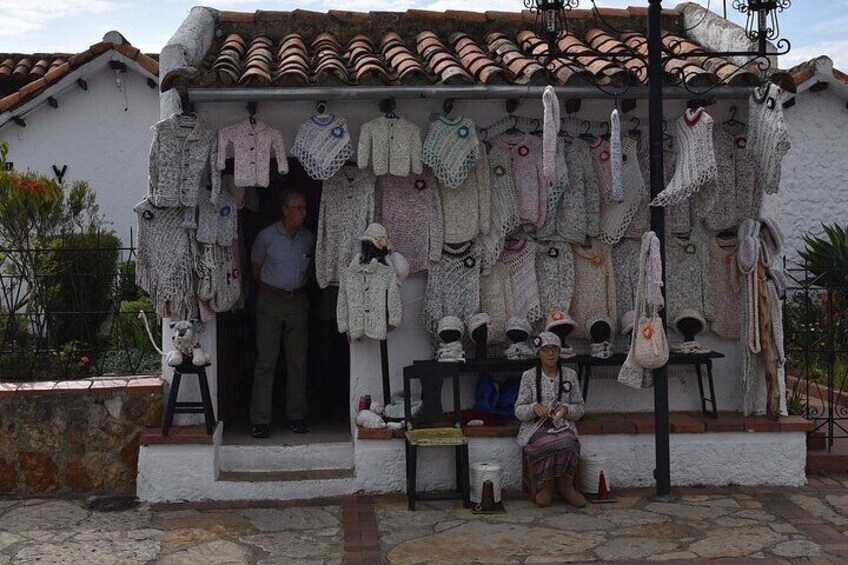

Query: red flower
80;355;91;364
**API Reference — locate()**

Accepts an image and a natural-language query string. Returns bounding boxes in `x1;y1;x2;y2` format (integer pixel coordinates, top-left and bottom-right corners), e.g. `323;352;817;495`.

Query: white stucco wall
0;60;159;244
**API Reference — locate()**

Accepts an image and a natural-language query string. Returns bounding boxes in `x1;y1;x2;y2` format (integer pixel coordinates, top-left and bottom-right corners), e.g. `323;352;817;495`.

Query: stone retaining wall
0;376;163;496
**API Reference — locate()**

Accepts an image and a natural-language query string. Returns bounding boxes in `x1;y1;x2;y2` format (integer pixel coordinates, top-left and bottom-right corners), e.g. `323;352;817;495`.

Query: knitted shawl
542;140;601;244
477;143;520;273
707;235;741;339
542;85;561;185
703;127;759;230
378;171;442;274
422;242;482;335
357;116;423;177
337;255;402;340
570;239;617;339
535;240;575;319
738;219;763;415
493;133;548;228
422;115;481;188
665;223;713;325
499;239;542;323
196;184;237;246
599;137;647;245
440;142;492;244
480;261;517;343
316;166;376;288
651;108;717;207
291;115;354;181
612;238;642;328
747;82;791;195
134;197;196;320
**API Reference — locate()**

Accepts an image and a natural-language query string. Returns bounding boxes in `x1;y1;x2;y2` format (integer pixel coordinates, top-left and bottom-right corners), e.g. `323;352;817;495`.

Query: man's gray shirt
251;223;315;290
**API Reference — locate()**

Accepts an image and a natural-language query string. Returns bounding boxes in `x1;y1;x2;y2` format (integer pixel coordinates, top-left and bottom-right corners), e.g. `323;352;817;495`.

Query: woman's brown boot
557;474;588;508
534;480;555;507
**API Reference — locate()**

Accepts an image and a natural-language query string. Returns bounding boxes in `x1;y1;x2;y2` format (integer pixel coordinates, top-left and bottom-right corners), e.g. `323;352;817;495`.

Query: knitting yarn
651;108;717;207
291;115;354;181
471;462;504;504
422;115;481;188
747;82;791;195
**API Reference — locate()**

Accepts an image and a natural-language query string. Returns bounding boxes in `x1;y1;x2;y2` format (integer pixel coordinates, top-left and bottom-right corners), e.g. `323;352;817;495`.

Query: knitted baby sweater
665;224;713;325
480;261;517;343
148;114;221;208
316;166;376;288
422;242;482;335
441;141;491;244
651;108;717;208
291;115;354;181
217;118;288;188
747;82;791;195
358;116;423;177
422;115;481;188
535;240;575;318
499;239;542;323
599;137;647;245
570;239;617;338
707;235;742;338
478;143;520;273
515;366;584;447
337;256;402;340
703;127;759;231
612;238;642;326
196;184;237;246
493;133;548;228
378;171;442;274
543;140;601;244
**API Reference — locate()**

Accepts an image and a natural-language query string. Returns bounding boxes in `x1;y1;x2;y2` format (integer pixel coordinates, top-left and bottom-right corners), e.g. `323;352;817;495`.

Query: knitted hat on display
467;313;490;340
586;314;613;339
533;331;562;353
620;309;636;335
673;308;706;334
437;316;465;342
506;316;532;340
360;223;390;250
545;310;576;332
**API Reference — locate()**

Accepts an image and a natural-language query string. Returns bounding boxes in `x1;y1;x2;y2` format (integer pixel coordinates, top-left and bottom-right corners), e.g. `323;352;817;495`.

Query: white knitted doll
747;82;791;195
422;115;481;188
651;108;717;208
291;115;354;181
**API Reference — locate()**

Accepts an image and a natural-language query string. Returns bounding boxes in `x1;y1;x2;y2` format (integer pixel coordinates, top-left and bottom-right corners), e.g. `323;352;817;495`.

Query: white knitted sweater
337;255;402;340
570;239;617;338
441;142;492;244
535;240;575;319
316;166;376;288
291;115;354;181
747;82;791;195
541;140;601;244
378;171;442;274
651;108;717;208
480;261;517;343
599;137;647;245
422;242;481;335
422;115;481;188
707;235;741;338
665;223;713;324
499;239;542;323
478;143;520;273
636;139;688;233
493;133;548;228
357;116;423;177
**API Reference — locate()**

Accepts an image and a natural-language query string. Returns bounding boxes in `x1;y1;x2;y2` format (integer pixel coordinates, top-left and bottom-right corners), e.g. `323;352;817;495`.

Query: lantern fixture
732;0;791;54
524;0;580;60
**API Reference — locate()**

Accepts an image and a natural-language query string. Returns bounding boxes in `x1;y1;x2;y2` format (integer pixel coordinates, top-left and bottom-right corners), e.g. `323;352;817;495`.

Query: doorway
216;158;351;443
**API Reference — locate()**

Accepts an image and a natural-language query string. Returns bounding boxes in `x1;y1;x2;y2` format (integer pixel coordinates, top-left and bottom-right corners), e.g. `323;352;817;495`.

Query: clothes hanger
628;116;642;137
558;118;574;143
599;121;611;141
315;100;330;119
178;92;196;120
246;101;258;125
380;98;399;120
578;119;595;141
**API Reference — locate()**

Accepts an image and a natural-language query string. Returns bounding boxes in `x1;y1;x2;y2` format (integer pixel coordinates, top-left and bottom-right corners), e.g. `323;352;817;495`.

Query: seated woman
514;331;587;508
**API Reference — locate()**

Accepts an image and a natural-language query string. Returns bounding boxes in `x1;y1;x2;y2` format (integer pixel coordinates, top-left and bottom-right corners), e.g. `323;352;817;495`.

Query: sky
0;0;845;71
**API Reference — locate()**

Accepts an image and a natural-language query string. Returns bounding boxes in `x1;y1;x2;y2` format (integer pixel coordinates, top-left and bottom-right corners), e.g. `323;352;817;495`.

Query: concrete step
217;441;354;473
217;468;355;483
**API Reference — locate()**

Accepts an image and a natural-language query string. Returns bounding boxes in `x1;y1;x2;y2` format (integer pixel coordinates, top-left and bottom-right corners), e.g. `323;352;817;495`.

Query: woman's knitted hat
673;308;706;334
545;310;576;332
506;316;532;339
360;223;389;250
466;313;490;339
533;331;562;353
437;316;465;342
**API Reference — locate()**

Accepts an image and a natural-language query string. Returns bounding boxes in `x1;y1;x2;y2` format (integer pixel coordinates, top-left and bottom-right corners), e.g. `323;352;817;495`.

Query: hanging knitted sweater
636;138;689;233
134;197;196;320
570;239;617;338
612;238;642;326
196;242;242;313
423;242;481;335
707;234;742;339
378;171;442;274
477;142;520;273
357;116;423;177
703;127;759;230
480;261;517;343
538;138;569;237
148;114;221;208
540;140;601;244
316;166;376;288
535;240;575;318
492;133;548;228
291;115;354;181
599;137;647;245
337;255;402;340
441;141;491;244
651;108;717;208
422;115;481;188
216;117;288;188
196;184;237;246
747;82;791;195
665;224;713;325
499;239;542;323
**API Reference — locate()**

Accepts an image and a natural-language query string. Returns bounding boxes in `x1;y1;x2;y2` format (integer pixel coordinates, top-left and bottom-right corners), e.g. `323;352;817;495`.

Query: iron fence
0;232;160;381
783;257;848;450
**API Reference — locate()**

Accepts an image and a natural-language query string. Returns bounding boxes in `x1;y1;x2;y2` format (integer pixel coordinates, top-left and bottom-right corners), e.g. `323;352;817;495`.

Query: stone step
217;468;355;483
217;441;354;473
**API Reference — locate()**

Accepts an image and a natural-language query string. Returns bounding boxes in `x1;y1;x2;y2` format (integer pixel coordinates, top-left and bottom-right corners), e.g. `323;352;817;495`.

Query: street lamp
524;0;580;61
732;0;792;54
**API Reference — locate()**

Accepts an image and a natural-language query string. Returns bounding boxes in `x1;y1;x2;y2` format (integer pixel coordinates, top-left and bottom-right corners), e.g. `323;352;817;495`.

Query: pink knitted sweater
492;134;548;228
379;171;443;274
217;118;288;188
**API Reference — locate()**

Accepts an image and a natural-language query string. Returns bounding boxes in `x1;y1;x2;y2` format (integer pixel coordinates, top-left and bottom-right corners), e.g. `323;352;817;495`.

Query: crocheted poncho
651;108;717;208
291;115;354;181
477;142;520;273
423;242;481;335
492;134;548;228
378;171;442;274
570;239;617;338
599;137;647;245
441;142;491;244
357;116;423;177
707;234;741;339
216;117;288;188
514;366;584;447
747;82;791;195
337;256;402;340
702;127;759;231
612;238;642;327
480;262;517;343
315;166;376;288
499;239;542;323
665;224;713;325
422;115;481;188
539;140;601;244
134;197;196;320
535;240;575;320
148;114;220;208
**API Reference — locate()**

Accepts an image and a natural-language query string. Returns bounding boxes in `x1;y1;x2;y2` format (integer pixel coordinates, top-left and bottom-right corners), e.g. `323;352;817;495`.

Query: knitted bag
651;108;717;207
291;115;354;181
634;310;668;369
422;115;481;188
747;82;791;195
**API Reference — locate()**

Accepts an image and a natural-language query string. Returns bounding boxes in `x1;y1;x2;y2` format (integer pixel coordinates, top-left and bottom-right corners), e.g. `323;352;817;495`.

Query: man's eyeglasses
284;205;308;212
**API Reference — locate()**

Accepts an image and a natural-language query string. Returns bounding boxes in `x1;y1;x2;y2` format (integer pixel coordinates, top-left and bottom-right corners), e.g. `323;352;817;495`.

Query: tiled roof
0;41;159;115
787;56;848;92
173;8;759;91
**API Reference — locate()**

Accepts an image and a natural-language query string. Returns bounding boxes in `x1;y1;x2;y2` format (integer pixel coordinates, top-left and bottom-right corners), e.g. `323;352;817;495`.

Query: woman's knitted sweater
515;366;584;446
477;143;520;273
423;115;481;188
570;239;617;338
747;82;791;195
535;240;575;319
707;234;742;338
599;137;647;244
316;166;376;288
651;108;717;208
441;141;492;244
480;261;517;343
499;239;542;323
291;115;354;181
337;256;403;340
357;116;423;177
665;224;713;324
612;238;642;325
423;242;481;334
378;171;443;274
492;133;548;228
703;127;759;231
538;138;570;237
542;140;601;244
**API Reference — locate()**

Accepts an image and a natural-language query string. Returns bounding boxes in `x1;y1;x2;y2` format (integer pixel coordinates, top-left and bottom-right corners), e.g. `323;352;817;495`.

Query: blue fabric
492;376;520;420
474;374;498;413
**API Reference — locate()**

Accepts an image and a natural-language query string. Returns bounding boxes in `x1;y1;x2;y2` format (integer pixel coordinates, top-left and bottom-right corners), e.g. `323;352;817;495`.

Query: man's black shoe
251;424;271;438
288;419;309;434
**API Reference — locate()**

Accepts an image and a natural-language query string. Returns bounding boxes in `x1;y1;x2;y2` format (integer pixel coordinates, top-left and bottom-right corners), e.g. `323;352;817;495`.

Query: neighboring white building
0;32;159;244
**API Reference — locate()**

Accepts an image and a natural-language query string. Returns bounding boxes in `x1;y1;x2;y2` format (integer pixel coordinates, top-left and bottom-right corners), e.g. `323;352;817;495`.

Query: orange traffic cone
597;470;609;500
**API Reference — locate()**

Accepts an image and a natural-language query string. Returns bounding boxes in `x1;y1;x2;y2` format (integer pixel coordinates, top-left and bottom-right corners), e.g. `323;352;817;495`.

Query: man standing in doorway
250;188;314;438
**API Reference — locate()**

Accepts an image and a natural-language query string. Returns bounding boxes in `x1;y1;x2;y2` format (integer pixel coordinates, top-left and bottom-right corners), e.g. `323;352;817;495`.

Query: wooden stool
162;362;215;436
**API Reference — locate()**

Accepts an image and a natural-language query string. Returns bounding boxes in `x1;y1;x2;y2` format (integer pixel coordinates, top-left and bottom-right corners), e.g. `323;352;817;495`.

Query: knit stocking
651;108;717;207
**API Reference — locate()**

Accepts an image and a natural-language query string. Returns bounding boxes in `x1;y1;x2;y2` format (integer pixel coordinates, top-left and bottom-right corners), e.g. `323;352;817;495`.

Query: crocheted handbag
634;309;668;369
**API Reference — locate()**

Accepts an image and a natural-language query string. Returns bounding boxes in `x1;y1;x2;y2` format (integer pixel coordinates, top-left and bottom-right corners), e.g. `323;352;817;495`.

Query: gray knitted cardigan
423;242;481;335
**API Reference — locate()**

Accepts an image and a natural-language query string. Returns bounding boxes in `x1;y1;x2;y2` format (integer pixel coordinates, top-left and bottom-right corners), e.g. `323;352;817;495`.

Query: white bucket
470;462;503;504
579;454;610;494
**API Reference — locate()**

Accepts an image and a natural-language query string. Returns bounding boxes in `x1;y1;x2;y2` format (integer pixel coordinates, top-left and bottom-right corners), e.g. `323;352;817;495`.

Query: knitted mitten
651;108;717;207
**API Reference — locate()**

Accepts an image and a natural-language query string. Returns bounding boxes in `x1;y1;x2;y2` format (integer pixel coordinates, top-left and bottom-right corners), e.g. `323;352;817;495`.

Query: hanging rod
188;85;754;103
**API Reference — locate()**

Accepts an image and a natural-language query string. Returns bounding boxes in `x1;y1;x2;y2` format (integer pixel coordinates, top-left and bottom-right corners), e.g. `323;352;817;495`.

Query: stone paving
0;476;845;564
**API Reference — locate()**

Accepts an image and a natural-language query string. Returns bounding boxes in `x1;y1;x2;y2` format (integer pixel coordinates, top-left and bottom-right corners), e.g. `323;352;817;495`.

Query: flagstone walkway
0;475;845;564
